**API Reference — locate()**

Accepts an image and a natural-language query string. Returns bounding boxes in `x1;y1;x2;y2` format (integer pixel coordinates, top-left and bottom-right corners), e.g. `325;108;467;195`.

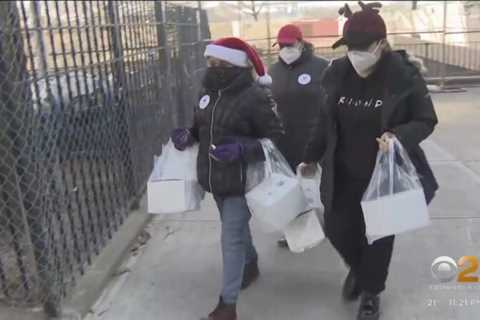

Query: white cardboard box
361;188;430;244
147;143;204;214
147;178;203;214
246;173;308;232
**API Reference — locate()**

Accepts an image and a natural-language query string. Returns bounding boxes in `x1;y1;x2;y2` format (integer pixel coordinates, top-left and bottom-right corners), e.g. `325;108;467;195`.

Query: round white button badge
298;73;312;85
199;94;210;109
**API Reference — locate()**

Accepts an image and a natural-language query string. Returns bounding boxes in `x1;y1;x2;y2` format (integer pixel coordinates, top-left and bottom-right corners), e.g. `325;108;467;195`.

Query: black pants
325;178;395;295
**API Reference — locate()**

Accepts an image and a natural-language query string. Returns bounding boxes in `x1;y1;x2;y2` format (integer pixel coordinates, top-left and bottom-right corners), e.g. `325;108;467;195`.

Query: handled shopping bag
296;165;323;212
147;140;205;214
284;210;325;253
361;137;430;244
245;139;308;232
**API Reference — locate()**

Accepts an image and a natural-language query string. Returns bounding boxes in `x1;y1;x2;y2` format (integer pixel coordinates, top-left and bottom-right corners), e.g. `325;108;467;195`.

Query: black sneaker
277;237;289;249
357;292;380;320
342;269;361;302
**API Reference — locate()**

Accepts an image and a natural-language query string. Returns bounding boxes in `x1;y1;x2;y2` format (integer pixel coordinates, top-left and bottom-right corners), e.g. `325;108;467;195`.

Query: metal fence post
155;0;176;137
29;2;48;82
196;1;204;67
440;0;448;88
265;2;272;66
155;1;171;77
0;1;60;316
107;1;138;205
174;5;186;127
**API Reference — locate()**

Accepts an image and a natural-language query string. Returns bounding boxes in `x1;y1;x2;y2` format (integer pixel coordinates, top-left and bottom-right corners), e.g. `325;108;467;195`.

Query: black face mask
203;66;245;90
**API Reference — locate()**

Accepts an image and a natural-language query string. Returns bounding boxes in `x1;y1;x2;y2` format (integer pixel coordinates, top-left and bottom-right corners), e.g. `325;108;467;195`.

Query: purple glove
210;136;264;163
209;143;244;163
171;128;194;151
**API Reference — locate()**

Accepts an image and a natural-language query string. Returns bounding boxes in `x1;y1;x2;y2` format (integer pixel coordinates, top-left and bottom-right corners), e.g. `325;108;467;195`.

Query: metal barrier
315;40;480;80
257;32;480;84
0;1;209;317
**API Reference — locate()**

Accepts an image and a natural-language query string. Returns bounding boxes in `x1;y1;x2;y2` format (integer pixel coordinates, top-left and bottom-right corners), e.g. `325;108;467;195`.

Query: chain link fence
0;0;209;317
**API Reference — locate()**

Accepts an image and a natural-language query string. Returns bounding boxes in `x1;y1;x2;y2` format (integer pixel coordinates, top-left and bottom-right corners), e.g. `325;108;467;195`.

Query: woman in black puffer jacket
171;37;283;320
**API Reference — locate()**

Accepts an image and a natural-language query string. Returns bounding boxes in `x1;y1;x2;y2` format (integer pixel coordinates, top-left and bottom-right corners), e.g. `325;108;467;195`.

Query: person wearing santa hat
301;2;438;320
269;24;329;249
171;37;283;320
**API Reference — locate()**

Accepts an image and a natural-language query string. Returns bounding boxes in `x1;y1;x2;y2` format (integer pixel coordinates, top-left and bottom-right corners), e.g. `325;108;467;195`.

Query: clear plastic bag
362;137;422;201
245;139;294;192
244;161;266;193
245;139;308;232
361;137;430;244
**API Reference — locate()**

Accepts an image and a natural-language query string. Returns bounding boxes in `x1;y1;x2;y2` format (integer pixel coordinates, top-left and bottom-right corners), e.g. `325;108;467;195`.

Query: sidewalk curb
61;196;151;320
0;304;47;320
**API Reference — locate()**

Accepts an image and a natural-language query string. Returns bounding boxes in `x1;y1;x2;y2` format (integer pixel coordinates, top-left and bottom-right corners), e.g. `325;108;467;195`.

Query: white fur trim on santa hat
257;74;272;87
204;44;249;67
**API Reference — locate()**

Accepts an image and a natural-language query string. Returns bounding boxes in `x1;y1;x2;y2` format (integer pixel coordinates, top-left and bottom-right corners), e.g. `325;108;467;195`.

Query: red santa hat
204;37;272;86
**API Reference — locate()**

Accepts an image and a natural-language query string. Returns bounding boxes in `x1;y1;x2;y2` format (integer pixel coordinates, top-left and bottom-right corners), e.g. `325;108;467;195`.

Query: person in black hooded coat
301;3;438;320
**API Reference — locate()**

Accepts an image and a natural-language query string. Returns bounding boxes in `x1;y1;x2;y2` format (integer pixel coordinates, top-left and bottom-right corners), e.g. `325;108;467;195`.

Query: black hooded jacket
269;44;329;169
191;70;284;196
304;50;439;213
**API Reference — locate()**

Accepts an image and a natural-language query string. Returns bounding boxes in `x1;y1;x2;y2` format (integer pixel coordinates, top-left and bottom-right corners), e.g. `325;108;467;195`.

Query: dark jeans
325;178;395;295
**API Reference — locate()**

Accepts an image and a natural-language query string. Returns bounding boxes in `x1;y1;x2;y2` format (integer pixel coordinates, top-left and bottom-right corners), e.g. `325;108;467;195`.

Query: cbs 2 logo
432;256;480;283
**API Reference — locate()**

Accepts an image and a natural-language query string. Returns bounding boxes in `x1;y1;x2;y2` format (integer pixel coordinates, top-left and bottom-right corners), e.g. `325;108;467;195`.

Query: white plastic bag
297;165;323;212
361;137;430;244
151;140;198;180
147;140;205;214
284;210;325;253
245;139;308;232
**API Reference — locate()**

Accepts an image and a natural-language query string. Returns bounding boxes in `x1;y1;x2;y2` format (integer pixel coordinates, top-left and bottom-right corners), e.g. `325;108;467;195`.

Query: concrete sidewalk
84;89;480;320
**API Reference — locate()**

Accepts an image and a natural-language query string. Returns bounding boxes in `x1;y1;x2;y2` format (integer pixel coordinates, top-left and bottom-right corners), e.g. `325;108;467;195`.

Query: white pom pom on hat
204;37;272;86
257;74;272;86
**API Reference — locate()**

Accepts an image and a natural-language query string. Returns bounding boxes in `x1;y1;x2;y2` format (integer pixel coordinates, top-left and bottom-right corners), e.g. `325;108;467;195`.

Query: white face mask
347;41;383;78
279;44;302;65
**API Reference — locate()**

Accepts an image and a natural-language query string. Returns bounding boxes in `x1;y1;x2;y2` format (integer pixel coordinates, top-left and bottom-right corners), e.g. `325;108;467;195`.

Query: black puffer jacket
191;71;284;196
304;50;439;213
269;44;329;169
